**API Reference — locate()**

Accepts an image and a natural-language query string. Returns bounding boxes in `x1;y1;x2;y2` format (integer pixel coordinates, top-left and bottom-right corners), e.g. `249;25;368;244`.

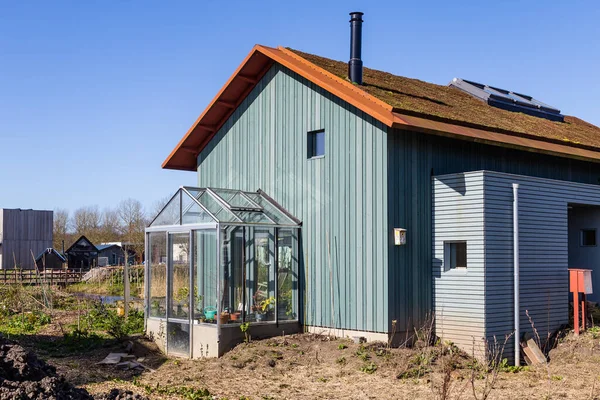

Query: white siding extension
432;173;486;351
433;170;600;361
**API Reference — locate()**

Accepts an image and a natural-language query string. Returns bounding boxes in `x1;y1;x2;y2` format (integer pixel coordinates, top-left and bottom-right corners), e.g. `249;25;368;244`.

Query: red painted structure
569;269;593;335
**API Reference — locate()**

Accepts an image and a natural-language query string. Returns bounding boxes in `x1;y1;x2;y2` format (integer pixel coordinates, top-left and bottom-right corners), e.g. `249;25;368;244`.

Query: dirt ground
14;311;600;400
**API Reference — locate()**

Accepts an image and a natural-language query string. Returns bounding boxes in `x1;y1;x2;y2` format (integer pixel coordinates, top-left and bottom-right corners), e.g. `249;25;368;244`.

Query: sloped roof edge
392;113;600;163
163;45;600;171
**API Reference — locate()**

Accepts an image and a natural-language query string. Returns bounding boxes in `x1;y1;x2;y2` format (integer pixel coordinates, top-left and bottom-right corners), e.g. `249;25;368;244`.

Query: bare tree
99;208;121;243
117;198;146;262
53;208;70;251
72;206;102;243
117;198;147;318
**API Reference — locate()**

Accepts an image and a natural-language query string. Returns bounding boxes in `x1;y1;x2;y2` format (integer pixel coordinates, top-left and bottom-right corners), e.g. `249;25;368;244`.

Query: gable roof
163;45;600;171
35;248;66;262
65;235;98;254
96;244;120;252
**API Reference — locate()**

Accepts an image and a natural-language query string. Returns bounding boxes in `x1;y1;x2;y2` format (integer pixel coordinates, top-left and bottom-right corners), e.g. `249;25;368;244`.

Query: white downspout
513;183;520;366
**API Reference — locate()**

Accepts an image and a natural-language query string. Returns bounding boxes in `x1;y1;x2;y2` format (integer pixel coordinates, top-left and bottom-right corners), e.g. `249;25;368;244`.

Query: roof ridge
278;46;394;114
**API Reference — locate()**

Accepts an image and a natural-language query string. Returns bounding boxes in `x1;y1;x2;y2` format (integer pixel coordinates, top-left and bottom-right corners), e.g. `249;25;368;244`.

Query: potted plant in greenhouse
253;295;275;322
174;286;190;317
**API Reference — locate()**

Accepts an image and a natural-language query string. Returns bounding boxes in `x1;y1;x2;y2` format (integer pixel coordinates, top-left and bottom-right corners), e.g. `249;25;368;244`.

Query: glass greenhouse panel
168;233;190;320
251;229;276;322
195;191;240;222
221;227;245;324
150;191;181;226
245;193;298;225
277;229;298;321
193;229;218;323
167;321;190;356
148;232;167;318
182;201;213;225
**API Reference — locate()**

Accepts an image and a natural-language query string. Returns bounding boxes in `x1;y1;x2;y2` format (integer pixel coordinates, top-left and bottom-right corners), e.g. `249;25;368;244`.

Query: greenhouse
145;187;301;358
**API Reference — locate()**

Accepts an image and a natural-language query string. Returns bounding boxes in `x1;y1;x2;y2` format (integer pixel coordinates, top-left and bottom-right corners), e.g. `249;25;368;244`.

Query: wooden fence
0;268;85;286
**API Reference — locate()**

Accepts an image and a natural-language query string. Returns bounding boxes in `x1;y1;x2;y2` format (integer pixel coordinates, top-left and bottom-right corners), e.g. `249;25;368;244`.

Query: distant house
0;209;53;270
35;248;66;270
96;243;135;266
65;236;98;270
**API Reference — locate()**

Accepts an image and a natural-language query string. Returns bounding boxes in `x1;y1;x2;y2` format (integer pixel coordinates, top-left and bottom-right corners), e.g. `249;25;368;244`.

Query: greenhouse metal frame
145;187;301;358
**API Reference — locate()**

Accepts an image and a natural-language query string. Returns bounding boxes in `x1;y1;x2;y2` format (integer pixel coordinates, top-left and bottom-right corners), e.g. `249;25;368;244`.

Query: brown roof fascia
163;45;397;171
162;45;275;171
392;113;600;163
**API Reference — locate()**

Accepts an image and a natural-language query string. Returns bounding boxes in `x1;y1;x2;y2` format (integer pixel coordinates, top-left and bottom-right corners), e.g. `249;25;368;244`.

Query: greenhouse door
166;232;191;357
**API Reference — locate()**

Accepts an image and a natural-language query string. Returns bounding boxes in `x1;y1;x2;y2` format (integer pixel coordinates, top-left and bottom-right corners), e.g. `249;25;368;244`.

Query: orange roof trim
163;45;600;171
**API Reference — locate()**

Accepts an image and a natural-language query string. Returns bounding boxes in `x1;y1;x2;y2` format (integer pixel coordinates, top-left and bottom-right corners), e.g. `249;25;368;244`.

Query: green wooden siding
197;64;389;333
387;129;600;332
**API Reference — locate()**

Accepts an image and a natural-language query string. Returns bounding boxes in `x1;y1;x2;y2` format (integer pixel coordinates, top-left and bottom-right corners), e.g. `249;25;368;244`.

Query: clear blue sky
1;1;598;215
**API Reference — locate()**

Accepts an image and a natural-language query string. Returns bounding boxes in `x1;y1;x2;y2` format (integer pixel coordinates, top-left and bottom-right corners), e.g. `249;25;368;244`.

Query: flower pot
230;312;241;321
220;313;230;325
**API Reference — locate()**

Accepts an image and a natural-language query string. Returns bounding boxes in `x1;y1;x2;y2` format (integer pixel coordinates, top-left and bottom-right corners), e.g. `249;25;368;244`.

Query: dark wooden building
65;236;98;270
0;209;53;269
35;248;66;270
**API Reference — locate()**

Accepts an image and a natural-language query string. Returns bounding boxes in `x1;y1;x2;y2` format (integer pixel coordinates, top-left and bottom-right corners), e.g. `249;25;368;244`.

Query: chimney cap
349;11;364;19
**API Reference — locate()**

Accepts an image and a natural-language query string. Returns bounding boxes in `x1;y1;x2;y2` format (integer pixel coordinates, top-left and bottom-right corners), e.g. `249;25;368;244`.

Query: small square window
445;241;467;270
307;130;325;159
581;229;597;247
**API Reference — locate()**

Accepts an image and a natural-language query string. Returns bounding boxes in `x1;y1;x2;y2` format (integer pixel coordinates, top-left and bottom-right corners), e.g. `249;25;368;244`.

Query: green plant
240;322;250;343
337;343;348;350
360;362;378;374
355;345;370;361
2;311;51;335
498;358;529;373
336;356;346;365
259;296;276;313
83;302;144;340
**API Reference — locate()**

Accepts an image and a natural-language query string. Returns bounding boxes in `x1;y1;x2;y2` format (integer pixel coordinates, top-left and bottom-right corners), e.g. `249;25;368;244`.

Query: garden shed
145;187;301;358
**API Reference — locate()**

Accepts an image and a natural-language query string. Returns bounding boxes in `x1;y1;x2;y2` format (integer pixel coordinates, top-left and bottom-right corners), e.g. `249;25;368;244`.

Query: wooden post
574;290;580;336
124;248;130;318
582;293;587;331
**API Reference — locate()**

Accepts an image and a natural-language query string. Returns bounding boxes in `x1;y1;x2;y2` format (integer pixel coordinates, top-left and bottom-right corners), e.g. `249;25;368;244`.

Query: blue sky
1;1;598;215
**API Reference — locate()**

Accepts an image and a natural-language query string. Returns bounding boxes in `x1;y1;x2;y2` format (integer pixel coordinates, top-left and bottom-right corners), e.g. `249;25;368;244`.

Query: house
35;248;66;270
96;243;136;266
65;235;98;270
148;12;600;361
0;209;53;270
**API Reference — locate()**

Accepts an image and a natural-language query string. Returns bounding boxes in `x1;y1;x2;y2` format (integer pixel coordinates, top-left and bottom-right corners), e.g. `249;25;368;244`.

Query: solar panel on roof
449;78;564;122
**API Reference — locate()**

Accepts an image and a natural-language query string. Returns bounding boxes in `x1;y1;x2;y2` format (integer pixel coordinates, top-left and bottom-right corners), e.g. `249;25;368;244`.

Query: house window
581;229;597;247
445;241;467;270
307;130;325;159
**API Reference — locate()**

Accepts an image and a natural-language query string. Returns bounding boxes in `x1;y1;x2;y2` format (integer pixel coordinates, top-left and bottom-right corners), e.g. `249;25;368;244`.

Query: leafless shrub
526;310;552;399
470;333;514;400
430;341;468;400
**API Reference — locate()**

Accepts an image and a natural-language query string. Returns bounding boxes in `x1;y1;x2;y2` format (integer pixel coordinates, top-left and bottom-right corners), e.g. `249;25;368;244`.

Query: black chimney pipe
348;11;364;85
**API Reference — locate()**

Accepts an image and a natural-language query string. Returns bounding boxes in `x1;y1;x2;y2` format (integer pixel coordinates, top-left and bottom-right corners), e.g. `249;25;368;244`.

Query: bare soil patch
11;309;600;399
